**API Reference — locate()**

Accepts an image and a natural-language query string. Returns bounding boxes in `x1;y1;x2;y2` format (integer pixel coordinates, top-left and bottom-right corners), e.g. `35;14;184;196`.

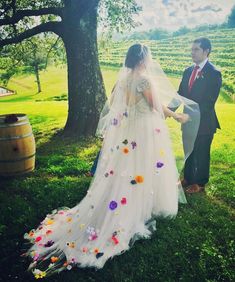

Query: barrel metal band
0;121;29;128
0;132;33;141
0;153;35;163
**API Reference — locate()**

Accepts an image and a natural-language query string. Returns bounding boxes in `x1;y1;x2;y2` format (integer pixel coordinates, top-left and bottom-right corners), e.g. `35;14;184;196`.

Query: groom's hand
175;113;190;124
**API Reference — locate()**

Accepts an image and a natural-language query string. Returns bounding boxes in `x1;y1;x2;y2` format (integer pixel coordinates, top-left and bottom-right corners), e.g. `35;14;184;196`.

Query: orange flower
94;248;99;254
123;147;129;154
29;231;34;237
46;230;52;235
135;175;144;183
63;261;69;267
51;256;59;263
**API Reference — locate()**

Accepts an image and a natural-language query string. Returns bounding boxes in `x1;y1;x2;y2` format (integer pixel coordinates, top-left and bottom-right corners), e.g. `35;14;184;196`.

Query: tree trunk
62;1;106;137
34;63;42;93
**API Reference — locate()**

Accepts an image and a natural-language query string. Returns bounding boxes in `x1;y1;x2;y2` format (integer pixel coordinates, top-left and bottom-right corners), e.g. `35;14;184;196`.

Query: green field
0;44;234;281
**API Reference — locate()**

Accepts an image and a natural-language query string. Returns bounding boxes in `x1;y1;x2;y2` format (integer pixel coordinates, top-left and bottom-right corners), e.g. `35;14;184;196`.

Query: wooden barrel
0;114;36;176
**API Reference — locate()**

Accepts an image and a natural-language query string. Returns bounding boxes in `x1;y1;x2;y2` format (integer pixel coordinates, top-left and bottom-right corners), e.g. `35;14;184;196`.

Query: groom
178;37;222;193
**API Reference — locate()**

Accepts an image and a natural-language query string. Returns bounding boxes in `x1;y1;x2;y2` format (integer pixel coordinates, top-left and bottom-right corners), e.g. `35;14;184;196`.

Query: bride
24;44;200;278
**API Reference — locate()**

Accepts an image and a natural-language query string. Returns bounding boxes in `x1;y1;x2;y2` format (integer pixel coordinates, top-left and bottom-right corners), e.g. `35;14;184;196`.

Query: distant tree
0;34;60;92
228;5;235;28
173;26;190;37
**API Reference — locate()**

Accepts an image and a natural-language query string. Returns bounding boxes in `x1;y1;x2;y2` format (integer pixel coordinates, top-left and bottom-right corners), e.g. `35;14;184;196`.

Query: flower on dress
33;253;40;261
121;197;127;205
156;161;164;168
131;141;137;149
94;248;99;254
45;219;54;225
112;118;118;125
66;242;75;248
82;247;88;253
86;226;98;241
123;147;129;154
46;230;52;235
122;139;128;145
111;235;119;245
123;111;128;117
51;256;59;263
44;240;54;247
35;236;42;242
33;269;46;279
155;128;161;133
109;201;118;210
105;172;109;177
28;230;35;237
135;175;144;183
110;170;114;175
96;252;104;259
130;180;137;185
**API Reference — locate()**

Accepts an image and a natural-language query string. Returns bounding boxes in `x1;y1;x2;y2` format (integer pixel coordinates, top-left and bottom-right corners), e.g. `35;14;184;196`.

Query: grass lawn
0;66;234;282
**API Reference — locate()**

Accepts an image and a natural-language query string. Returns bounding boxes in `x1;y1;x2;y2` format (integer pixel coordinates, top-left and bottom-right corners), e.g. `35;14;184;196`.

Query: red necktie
188;65;200;92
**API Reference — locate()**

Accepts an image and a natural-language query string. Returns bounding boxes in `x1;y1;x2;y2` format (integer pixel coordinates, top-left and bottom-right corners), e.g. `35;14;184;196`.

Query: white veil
96;45;200;179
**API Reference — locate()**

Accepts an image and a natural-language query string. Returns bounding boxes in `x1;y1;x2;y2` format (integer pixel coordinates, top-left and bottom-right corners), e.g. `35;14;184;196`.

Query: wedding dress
24;60;199;278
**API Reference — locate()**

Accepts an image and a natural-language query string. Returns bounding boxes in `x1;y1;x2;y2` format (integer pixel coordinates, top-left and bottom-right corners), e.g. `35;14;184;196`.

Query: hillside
99;28;235;100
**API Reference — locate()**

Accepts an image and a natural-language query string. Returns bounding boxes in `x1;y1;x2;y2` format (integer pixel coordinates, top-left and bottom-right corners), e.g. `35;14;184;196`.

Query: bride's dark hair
125;44;149;69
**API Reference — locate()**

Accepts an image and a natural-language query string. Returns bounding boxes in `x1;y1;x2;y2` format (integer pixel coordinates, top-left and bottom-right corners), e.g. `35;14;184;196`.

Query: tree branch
0;21;61;47
0;7;62;26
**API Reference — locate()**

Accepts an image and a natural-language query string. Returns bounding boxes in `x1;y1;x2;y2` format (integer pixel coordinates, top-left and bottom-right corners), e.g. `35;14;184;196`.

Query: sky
135;0;235;31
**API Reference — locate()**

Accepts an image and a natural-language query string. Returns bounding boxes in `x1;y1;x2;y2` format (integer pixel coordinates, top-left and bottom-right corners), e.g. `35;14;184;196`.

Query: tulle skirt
24;109;185;277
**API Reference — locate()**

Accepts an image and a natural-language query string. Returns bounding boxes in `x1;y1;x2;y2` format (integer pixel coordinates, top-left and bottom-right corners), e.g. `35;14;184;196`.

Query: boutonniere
196;71;204;79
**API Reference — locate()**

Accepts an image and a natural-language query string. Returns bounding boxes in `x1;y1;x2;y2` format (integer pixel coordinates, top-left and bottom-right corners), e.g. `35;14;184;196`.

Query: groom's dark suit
178;60;222;186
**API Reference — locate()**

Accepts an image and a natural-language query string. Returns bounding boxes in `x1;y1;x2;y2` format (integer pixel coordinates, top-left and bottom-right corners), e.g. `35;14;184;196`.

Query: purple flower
109;201;118;210
131;141;137;149
44;240;54;247
112;118;118;125
156;162;164;168
123;111;128;117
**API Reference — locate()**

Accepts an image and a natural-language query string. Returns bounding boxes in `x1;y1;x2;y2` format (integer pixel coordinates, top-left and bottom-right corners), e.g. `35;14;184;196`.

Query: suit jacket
178;61;222;135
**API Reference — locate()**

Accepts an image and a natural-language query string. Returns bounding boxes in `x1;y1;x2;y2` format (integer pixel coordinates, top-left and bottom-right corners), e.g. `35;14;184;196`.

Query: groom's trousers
183;134;214;186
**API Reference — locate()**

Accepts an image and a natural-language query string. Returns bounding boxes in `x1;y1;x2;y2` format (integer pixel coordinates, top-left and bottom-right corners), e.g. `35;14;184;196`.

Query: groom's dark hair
125;44;149;69
194;37;212;55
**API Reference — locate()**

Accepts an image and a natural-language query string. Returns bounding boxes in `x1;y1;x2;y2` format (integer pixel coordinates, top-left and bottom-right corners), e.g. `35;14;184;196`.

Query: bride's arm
143;88;188;123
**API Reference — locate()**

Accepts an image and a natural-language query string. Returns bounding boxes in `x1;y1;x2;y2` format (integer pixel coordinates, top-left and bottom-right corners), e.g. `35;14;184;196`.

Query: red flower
121;197;127;205
35;236;42;242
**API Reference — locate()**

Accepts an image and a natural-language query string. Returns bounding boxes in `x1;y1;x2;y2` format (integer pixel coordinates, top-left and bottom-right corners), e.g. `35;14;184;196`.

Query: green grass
0;66;234;282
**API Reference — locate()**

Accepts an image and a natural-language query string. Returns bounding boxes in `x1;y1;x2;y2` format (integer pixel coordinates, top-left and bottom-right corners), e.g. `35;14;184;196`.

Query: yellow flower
46;219;54;225
66;217;72;222
40;272;46;278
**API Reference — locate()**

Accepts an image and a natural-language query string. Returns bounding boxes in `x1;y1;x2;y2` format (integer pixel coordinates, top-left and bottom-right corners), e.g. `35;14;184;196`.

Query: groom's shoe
181;179;189;188
186;184;205;194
